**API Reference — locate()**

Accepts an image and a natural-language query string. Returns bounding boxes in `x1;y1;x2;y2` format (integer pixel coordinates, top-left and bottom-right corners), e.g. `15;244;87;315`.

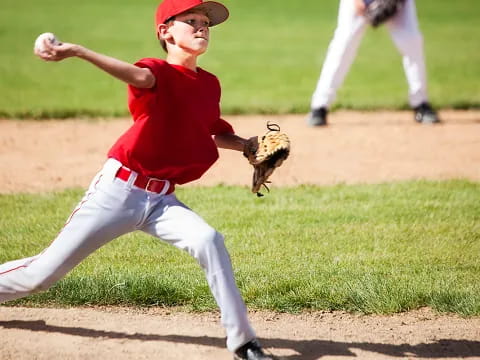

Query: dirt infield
1;110;479;359
1;110;479;193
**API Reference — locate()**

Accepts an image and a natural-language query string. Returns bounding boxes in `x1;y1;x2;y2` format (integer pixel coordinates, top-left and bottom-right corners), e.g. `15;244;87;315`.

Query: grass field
1;0;479;118
1;0;479;319
1;181;479;316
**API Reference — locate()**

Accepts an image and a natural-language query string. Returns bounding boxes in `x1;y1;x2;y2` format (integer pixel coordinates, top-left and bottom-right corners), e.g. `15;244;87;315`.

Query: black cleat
306;107;328;126
234;340;275;360
413;102;440;124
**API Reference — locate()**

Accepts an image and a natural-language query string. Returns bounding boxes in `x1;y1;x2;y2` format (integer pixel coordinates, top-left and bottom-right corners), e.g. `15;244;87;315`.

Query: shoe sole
306;115;327;126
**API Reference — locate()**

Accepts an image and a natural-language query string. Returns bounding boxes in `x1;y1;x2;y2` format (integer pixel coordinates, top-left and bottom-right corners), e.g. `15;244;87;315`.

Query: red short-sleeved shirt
108;58;234;185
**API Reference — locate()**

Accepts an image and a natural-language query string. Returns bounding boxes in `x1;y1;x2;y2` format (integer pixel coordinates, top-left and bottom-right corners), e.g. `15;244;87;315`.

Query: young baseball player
307;0;440;126
0;1;275;359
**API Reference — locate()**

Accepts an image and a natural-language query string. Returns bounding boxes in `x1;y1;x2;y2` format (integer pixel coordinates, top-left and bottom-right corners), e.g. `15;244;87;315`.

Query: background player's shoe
234;339;275;360
414;102;440;124
306;107;328;126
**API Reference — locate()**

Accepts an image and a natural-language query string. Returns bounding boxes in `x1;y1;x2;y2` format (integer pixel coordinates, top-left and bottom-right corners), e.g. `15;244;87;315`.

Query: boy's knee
18;264;61;294
196;228;224;252
25;273;57;293
190;229;227;266
0;274;51;298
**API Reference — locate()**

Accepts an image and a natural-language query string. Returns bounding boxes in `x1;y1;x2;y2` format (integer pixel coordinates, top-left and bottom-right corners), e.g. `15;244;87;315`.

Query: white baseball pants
0;158;256;352
311;0;429;109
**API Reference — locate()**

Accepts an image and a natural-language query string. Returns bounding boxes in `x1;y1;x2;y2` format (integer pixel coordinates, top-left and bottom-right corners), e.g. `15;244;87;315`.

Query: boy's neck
166;51;199;72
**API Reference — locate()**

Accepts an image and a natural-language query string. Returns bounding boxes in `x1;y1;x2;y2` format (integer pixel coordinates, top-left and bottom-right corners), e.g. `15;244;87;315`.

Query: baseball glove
363;0;406;27
243;122;290;197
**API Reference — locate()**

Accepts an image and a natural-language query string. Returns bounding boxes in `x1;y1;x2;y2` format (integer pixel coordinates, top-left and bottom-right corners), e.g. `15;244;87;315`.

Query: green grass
0;0;479;118
1;181;479;316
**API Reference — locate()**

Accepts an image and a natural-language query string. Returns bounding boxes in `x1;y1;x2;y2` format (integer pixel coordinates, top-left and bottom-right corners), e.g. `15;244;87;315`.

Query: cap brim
191;1;229;26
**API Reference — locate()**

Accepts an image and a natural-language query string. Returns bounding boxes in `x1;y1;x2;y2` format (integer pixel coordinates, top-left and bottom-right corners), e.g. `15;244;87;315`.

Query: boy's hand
34;33;81;62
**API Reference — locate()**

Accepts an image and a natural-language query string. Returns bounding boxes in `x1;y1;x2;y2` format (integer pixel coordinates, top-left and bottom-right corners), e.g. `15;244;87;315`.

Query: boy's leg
310;0;368;110
386;0;428;107
0;160;140;303
140;194;256;353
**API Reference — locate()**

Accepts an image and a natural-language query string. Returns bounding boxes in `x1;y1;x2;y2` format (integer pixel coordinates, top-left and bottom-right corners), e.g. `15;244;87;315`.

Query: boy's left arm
213;133;248;152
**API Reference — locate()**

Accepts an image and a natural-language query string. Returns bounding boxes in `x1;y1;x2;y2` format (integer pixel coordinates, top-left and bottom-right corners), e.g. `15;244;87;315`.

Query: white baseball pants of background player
311;0;429;109
0;158;256;352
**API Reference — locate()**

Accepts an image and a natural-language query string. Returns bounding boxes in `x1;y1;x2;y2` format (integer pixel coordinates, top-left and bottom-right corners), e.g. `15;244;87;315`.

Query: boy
0;0;275;359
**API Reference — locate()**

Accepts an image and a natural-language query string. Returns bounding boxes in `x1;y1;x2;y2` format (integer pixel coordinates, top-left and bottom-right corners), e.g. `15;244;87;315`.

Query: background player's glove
243;122;290;197
363;0;406;27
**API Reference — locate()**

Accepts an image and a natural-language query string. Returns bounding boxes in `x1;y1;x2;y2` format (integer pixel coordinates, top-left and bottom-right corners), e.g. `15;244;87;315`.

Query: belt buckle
145;177;163;193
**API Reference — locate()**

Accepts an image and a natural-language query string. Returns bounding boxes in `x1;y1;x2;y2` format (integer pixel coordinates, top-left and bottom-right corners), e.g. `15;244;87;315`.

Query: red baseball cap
155;0;229;28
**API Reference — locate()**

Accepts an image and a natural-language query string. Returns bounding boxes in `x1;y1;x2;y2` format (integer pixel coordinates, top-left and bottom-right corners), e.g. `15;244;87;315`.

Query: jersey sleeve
211;118;235;135
128;58;165;98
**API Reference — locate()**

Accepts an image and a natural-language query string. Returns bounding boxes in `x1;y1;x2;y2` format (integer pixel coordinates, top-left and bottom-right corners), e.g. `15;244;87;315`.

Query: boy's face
162;11;211;55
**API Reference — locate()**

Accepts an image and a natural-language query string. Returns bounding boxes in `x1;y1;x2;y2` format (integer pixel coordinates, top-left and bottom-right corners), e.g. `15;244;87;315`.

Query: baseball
34;32;61;53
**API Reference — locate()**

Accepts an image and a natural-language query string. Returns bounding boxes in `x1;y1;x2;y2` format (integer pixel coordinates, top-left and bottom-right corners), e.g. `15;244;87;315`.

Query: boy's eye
185;18;210;27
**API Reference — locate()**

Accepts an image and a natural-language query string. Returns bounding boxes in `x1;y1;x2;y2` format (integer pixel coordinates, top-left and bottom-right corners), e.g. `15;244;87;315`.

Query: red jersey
108;58;234;185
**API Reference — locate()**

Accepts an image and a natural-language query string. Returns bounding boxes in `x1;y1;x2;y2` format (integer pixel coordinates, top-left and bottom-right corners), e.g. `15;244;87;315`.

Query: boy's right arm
35;41;155;89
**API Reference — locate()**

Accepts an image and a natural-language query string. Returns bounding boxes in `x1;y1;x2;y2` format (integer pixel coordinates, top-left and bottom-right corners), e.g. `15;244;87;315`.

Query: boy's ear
157;24;173;41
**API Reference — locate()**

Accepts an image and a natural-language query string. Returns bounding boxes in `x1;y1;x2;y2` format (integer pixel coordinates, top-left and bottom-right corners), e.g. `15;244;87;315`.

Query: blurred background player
307;0;440;126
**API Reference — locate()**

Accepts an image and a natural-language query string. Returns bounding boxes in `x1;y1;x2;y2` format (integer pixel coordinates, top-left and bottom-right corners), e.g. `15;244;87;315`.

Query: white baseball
34;32;61;53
